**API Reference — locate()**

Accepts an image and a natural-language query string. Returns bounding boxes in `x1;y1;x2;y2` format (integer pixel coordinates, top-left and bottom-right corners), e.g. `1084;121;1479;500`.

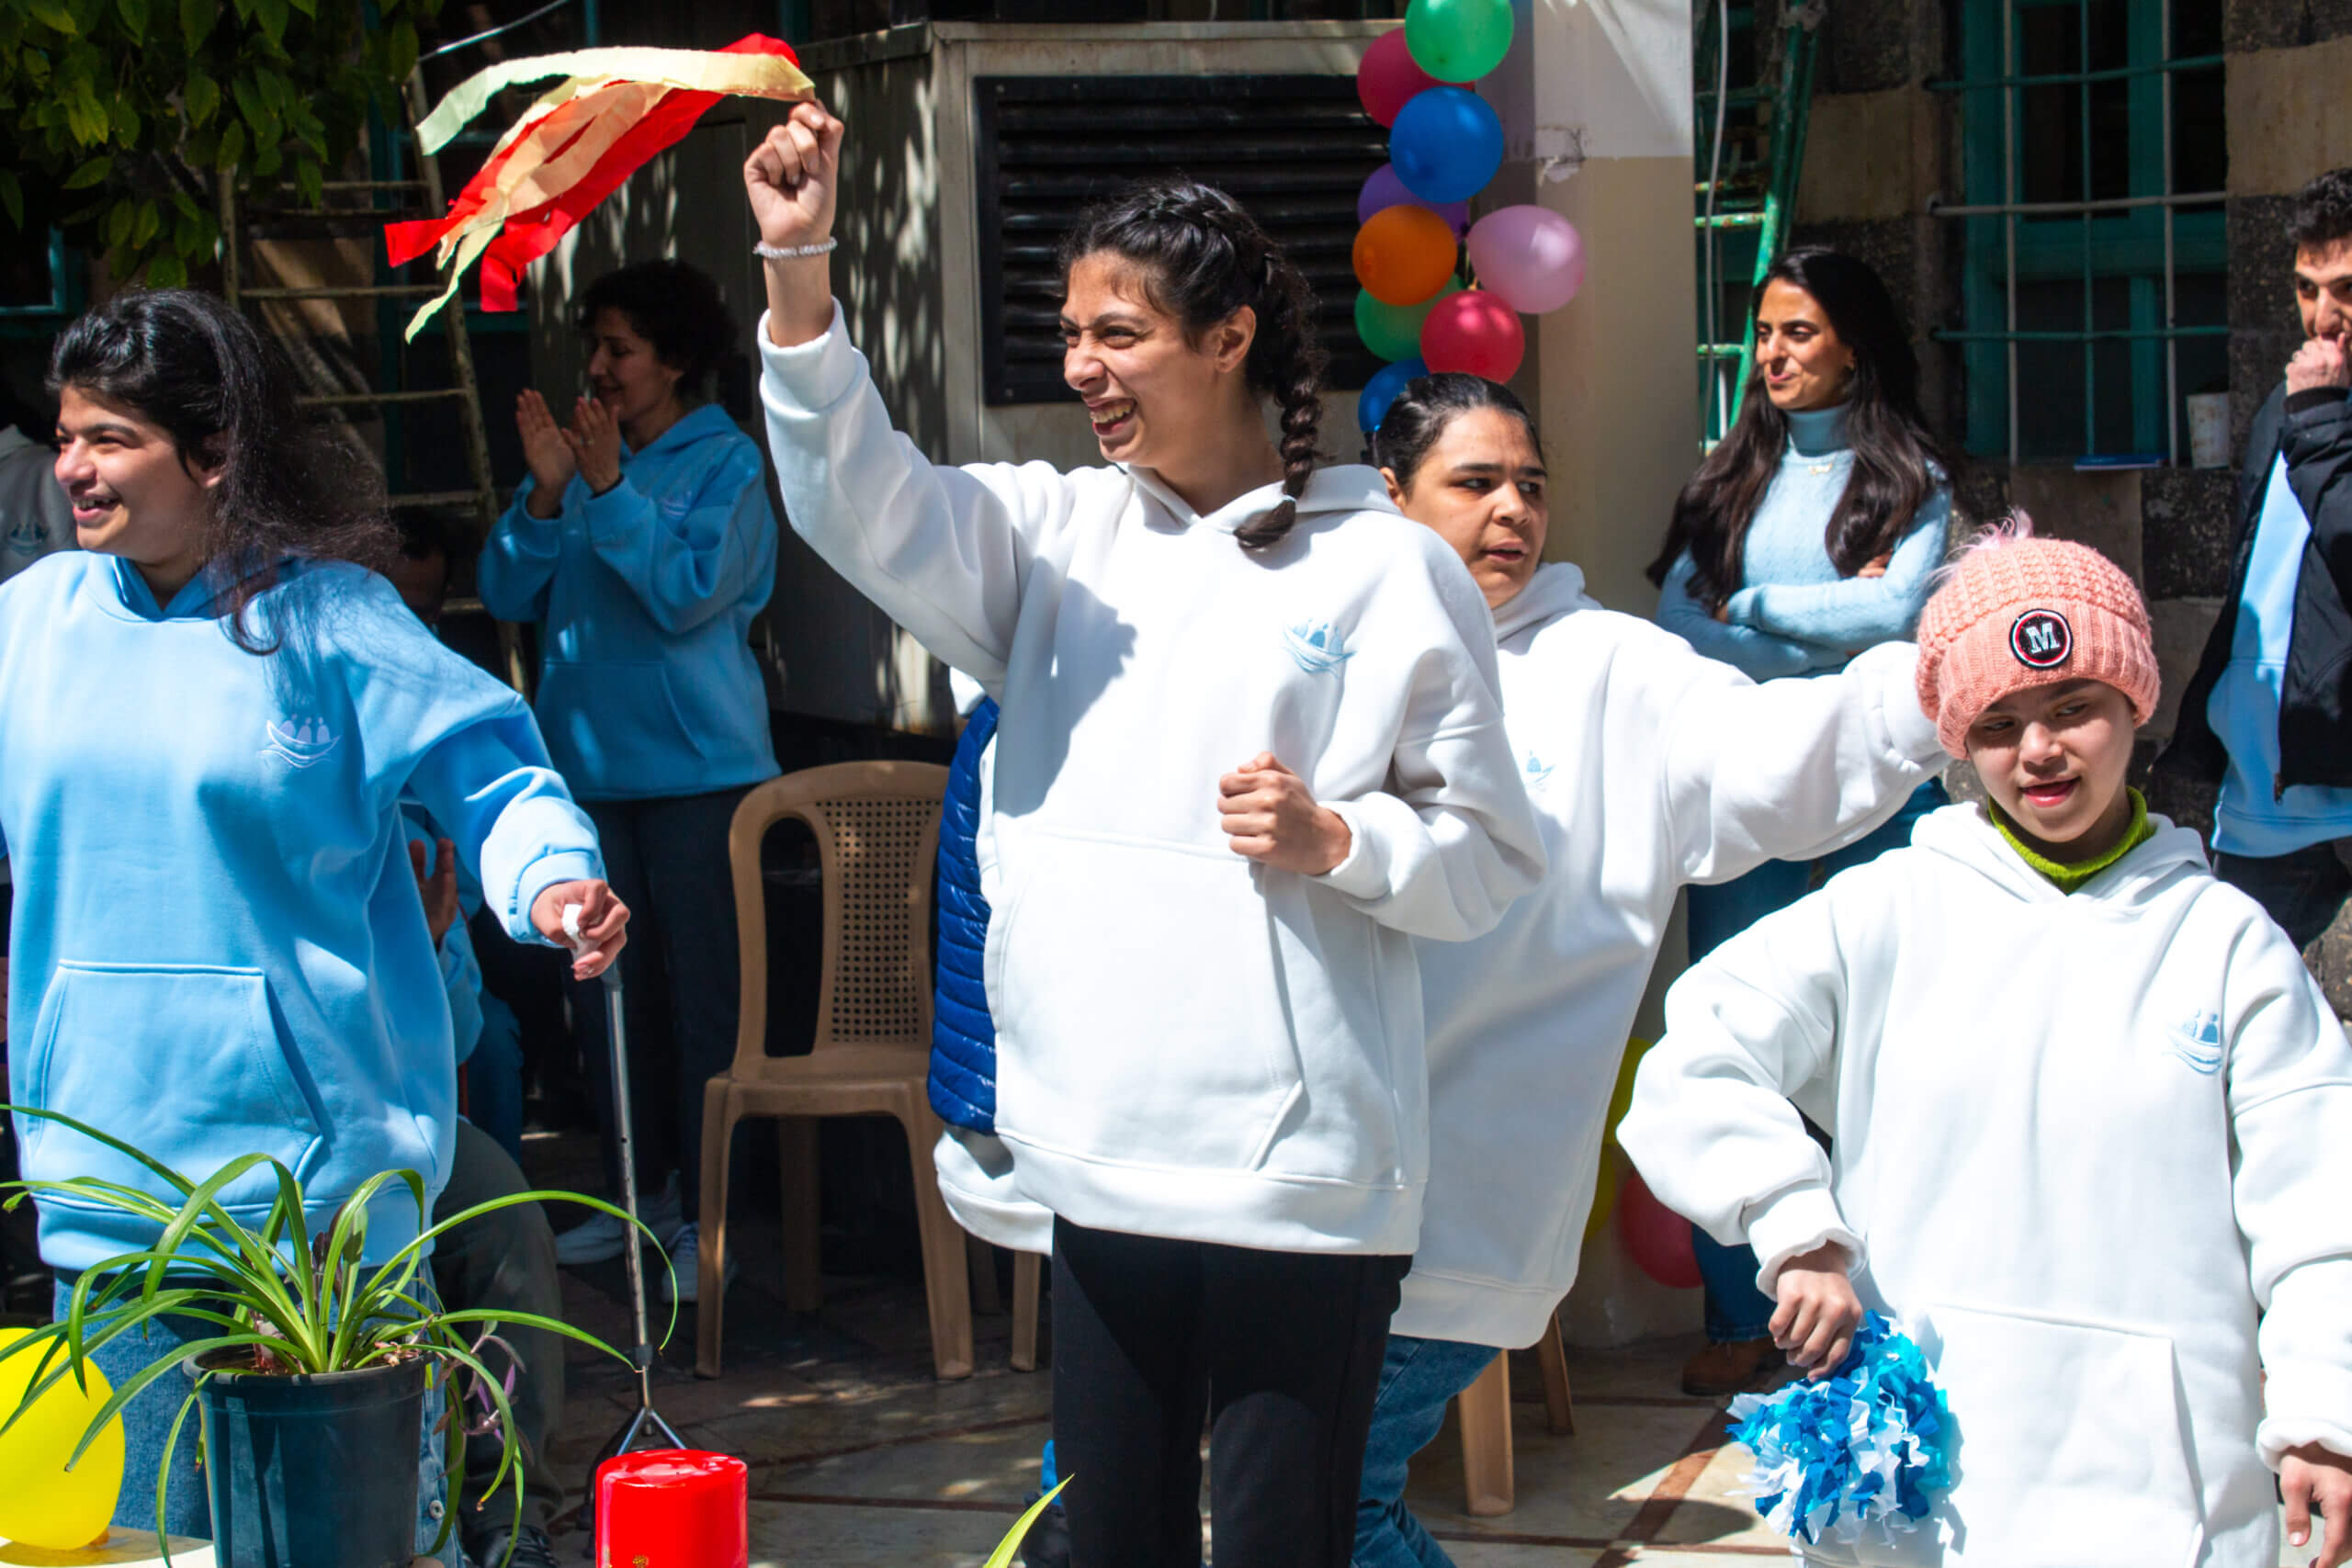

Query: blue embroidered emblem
262;716;342;770
1282;620;1352;675
4;518;47;555
1521;751;1555;786
2162;1011;2222;1075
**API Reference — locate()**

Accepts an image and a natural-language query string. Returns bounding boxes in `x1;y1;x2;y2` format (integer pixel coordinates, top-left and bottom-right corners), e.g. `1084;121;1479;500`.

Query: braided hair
1057;178;1327;552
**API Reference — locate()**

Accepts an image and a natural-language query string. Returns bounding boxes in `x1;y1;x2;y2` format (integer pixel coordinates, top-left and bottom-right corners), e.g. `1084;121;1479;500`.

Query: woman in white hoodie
1620;525;2352;1568
1352;374;1950;1568
744;106;1544;1568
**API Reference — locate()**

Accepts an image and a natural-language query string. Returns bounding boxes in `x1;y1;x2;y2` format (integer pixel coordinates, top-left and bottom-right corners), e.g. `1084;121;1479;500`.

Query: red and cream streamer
385;34;812;339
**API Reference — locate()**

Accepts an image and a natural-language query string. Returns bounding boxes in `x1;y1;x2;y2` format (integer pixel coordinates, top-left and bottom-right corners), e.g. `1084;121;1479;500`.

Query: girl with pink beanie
1620;521;2352;1567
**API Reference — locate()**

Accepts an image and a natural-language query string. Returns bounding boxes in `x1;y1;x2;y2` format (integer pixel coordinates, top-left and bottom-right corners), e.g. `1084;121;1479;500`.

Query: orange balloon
1352;206;1459;307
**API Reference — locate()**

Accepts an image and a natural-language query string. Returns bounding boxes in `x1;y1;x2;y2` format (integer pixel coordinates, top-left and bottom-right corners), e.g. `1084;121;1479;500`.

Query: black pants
571;787;752;1223
1049;1216;1409;1568
2215;836;2352;953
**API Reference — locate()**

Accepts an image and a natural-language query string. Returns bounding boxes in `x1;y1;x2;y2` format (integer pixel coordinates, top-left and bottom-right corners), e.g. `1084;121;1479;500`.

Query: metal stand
585;965;684;1535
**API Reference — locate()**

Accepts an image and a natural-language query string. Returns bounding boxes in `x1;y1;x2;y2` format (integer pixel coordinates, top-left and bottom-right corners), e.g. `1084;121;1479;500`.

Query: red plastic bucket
595;1449;749;1568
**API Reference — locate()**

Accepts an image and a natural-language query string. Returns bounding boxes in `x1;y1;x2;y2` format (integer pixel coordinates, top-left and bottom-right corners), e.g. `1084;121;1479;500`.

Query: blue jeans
465;992;527;1164
1351;1335;1499;1568
1681;777;1948;1343
53;1276;456;1563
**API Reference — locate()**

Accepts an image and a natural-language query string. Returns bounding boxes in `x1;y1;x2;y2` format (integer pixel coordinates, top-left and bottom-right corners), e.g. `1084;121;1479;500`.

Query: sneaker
659;1222;739;1304
469;1523;561;1568
1680;1336;1781;1397
1016;1494;1070;1568
554;1172;682;1266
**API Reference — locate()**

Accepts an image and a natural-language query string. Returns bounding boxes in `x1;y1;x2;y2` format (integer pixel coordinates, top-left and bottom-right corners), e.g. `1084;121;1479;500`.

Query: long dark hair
49;288;394;651
1373;372;1544;491
1057;178;1326;552
1646;247;1943;607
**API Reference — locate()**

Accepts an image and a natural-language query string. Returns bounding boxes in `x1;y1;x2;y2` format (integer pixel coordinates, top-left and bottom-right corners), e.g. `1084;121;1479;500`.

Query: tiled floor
430;1130;2309;1567
534;1245;2318;1568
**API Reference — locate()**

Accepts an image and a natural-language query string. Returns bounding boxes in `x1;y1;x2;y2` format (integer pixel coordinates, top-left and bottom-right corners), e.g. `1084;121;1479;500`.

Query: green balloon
1404;0;1514;84
1355;284;1458;363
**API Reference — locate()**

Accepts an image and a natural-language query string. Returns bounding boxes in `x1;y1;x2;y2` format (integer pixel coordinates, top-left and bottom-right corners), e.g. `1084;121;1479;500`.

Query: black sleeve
2288;394;2352;604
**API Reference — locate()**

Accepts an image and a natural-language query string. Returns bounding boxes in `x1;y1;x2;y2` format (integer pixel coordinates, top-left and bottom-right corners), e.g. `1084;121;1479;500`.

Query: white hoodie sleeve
1657;638;1947;884
1314;538;1546;942
1619;886;1867;1293
759;302;1075;691
2222;919;2352;1467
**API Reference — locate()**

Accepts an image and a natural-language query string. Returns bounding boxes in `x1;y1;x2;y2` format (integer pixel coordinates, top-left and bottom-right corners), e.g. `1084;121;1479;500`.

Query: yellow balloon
0;1326;125;1548
1583;1144;1622;1244
1603;1036;1653;1147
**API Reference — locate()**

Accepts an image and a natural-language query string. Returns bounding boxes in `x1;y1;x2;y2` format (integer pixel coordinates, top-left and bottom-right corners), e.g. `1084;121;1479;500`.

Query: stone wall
1773;0;2352;1002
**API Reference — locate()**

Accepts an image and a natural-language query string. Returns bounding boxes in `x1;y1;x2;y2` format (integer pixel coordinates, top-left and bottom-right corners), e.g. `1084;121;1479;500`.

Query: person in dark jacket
2161;166;2352;950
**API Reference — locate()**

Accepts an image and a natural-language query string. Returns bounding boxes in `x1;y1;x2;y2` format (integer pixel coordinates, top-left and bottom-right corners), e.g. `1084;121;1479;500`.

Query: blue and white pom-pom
1723;1312;1954;1548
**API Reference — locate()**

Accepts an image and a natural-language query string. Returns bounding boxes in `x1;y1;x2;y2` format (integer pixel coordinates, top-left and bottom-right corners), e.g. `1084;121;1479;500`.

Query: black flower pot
191;1350;430;1568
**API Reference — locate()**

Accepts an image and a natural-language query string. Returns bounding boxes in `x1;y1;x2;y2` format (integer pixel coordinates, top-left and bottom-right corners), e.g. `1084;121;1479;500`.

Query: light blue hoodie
0;552;602;1269
477;402;780;801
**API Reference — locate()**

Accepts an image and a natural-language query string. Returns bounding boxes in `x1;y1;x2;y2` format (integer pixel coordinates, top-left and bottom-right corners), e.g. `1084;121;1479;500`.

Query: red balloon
1616;1169;1702;1290
1357;28;1440;129
1419;289;1525;381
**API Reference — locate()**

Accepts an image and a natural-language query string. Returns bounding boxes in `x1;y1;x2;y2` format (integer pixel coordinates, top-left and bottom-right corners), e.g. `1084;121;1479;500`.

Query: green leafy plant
0;0;446;288
0;1104;660;1566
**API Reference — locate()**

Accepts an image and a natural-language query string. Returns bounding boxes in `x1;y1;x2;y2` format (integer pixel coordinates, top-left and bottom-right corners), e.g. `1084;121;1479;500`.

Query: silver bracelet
754;239;838;260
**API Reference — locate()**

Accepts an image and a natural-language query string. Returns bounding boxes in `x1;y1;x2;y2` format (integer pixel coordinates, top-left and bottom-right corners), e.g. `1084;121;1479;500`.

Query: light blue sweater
478;402;781;801
0;553;602;1269
1657;404;1950;682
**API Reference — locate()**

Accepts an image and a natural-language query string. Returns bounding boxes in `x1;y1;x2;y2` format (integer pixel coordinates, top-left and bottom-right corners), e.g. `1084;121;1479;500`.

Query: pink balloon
1419;289;1524;381
1616;1169;1702;1290
1465;205;1587;315
1357;164;1471;237
1357;28;1440;129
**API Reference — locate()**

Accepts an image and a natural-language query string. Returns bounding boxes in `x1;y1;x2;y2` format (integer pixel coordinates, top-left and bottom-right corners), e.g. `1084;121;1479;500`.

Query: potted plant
0;1105;656;1568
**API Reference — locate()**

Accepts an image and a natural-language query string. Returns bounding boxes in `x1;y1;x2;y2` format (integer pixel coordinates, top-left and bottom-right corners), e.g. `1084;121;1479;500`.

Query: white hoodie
1619;804;2352;1568
761;306;1545;1254
1395;563;1945;1348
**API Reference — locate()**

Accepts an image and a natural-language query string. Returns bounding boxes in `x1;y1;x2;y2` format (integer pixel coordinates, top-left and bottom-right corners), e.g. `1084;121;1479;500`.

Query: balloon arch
1351;6;1587;434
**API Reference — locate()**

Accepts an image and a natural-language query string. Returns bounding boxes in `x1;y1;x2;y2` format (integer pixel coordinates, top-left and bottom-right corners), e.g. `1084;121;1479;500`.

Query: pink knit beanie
1914;514;2159;758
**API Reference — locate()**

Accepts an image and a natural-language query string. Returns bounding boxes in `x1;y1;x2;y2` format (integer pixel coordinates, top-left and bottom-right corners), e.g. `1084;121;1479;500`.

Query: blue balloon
1358;356;1429;433
1390;87;1504;205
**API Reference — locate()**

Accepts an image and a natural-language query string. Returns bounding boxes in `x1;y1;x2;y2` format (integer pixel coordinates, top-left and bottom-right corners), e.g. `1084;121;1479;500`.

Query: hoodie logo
1521;750;1555;787
262;716;342;770
2162;1010;2222;1075
5;517;47;555
2010;609;2073;670
1282;620;1352;676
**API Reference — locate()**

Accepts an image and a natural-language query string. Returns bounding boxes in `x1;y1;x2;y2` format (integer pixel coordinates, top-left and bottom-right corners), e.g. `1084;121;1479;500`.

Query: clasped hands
515;388;624;516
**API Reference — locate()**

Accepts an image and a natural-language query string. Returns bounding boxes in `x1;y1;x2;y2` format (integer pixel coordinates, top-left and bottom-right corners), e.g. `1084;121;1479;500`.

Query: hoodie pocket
21;964;324;1213
1832;1305;2203;1568
536;660;702;769
990;831;1304;1172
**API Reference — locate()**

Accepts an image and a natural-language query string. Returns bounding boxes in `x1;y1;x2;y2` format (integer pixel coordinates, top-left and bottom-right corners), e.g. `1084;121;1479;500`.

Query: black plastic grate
974;73;1389;406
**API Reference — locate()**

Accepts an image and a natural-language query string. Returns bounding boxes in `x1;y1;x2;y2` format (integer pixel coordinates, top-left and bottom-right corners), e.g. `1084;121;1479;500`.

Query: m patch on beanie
2009;609;2073;670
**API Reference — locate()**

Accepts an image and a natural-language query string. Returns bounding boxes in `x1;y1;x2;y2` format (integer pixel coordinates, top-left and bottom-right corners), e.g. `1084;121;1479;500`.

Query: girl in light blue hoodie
4;289;626;1542
478;261;779;1299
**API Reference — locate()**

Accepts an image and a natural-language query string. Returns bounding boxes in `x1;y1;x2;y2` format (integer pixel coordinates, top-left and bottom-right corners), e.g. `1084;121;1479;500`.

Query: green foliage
0;1105;657;1567
0;0;445;289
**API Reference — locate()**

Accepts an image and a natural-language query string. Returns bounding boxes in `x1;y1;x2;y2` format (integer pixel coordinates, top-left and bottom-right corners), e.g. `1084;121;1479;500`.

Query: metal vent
974;74;1388;406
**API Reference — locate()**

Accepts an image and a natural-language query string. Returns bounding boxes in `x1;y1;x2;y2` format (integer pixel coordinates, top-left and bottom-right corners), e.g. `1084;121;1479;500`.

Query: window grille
1930;0;2226;465
972;73;1389;406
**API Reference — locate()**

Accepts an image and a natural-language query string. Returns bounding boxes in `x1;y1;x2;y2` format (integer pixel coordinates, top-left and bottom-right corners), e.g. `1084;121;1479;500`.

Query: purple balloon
1465;205;1587;314
1357;164;1472;238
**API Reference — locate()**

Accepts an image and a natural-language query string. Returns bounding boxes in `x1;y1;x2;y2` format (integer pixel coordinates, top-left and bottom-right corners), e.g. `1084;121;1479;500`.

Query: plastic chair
966;1238;1045;1372
695;761;975;1381
1456;1309;1576;1516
